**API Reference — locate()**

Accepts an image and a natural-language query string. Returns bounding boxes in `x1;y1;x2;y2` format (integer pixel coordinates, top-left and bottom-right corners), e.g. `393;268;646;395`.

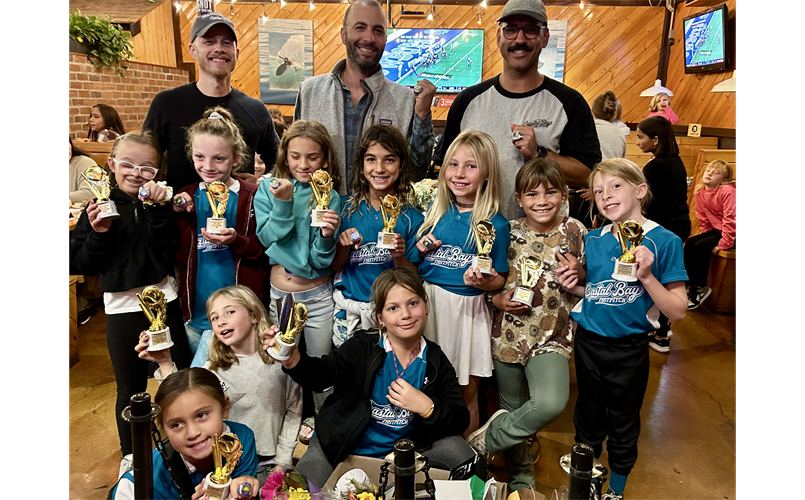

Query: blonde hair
587;158;653;223
185;107;247;174
649;92;671;113
205;285;273;371
694;159;734;194
273;120;341;190
418;130;501;239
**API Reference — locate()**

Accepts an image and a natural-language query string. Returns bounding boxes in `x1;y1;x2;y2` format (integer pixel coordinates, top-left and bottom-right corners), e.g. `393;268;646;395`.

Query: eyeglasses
500;23;546;40
110;157;159;180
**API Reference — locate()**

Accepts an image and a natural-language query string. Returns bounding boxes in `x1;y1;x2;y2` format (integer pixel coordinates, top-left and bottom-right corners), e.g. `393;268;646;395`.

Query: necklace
455;200;474;209
388;337;420;379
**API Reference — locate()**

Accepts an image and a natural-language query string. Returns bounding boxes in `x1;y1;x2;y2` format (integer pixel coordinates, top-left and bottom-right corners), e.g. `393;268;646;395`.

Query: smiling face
363;142;401;200
253;153;266;177
162;389;228;470
89;106;105;132
286;136;326;183
496;15;549;75
107;141;160;199
591;171;647;224
377;284;428;344
192;133;237;186
444;144;482;205
190;24;239;79
517;181;564;233
208;295;257;356
341;3;387;74
635;127;658;154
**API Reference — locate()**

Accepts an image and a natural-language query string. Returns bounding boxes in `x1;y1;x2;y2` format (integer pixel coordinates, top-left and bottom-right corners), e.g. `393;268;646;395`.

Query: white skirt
422;281;493;385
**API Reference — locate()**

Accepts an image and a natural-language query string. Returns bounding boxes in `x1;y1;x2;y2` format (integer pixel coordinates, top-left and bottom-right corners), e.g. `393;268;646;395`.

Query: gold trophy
611;220;645;282
377;194;403;249
137;286;174;351
205;181;230;235
204;433;243;500
512;255;543;307
81;166;120;219
309;169;333;227
471;219;496;275
268;296;309;361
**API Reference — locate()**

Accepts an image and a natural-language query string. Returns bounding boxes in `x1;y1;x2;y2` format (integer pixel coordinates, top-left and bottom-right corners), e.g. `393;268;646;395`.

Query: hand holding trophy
137;286;174;351
82;166;120;219
377;194;402;249
204;433;244;500
205;181;230;235
471;219;496;275
611;220;645;282
309;169;333;227
268;295;309;361
512;255;543;306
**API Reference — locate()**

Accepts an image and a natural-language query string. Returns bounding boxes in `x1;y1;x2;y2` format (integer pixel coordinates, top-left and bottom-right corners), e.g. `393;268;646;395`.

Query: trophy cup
471;219;496;275
512;255;543;306
611;220;645;282
309;169;333;227
137;286;174;351
268;295;309;361
81;166;120;219
377;194;402;249
205;181;230;235
204;433;243;500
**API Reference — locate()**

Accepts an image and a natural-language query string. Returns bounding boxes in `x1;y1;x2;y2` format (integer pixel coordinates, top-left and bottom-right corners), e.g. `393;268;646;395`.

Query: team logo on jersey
370;400;412;428
424;244;474;269
523;119;553;128
350;243;393;266
198;234;227;252
585;279;645;306
380;119;393;125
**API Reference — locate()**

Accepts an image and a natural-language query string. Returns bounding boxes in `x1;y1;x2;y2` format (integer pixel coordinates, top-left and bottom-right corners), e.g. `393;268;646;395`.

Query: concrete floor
69;305;735;500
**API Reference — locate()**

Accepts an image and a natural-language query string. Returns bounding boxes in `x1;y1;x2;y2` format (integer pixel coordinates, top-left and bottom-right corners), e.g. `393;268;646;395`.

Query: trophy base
146;327;174;351
377;232;396;249
612;260;639;282
268;337;297;361
97;200;120;220
472;256;493;275
310;209;329;227
207;217;226;235
204;473;231;500
511;287;535;307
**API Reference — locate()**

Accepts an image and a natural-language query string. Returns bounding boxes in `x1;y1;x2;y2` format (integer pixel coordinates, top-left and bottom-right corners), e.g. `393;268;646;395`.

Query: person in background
77;104;126;142
268;107;284;125
592;91;627;161
647;92;679;125
614;98;630;136
69;137;98;205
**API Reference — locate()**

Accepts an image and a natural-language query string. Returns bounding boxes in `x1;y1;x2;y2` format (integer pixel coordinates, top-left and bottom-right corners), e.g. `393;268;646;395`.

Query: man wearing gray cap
434;0;600;222
144;12;279;191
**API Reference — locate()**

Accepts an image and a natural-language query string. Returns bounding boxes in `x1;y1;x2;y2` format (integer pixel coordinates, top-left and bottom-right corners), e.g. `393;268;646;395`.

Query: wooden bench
77;141;113;168
625;135;719;175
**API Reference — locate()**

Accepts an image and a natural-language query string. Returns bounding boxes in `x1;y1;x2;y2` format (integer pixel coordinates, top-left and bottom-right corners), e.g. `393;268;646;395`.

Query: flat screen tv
380;28;484;93
683;3;730;74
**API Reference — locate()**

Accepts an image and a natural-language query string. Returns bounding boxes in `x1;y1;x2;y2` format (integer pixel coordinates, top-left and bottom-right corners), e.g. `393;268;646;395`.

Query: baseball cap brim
191;15;238;43
497;10;548;23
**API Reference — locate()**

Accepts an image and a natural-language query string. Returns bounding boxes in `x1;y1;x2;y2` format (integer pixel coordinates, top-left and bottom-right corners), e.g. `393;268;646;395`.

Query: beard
346;41;382;74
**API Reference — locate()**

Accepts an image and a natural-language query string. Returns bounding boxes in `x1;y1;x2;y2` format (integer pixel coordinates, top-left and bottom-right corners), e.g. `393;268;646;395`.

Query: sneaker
467;409;508;456
649;331;672;353
118;454;133;479
687;286;712;310
602;488;624;500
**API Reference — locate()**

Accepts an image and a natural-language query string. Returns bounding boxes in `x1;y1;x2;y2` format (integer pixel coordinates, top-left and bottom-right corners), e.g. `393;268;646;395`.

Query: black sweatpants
683;229;722;289
106;299;192;455
573;325;650;476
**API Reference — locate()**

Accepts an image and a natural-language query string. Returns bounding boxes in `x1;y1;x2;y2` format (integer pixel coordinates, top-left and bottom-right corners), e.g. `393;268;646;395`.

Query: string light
280;0;285;6
427;7;434;21
478;12;482;24
230;2;234;15
579;1;585;9
481;0;487;7
310;1;315;9
262;3;267;23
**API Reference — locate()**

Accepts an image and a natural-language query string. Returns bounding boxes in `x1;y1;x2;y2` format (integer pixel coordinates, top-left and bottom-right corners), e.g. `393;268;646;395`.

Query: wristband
421;403;434;419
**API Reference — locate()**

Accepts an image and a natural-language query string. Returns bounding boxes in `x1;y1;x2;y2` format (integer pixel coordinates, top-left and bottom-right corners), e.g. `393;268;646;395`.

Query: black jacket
284;330;470;465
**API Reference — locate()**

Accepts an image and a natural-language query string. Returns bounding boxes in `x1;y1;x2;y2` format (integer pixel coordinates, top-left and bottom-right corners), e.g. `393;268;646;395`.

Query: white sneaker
466;409;508;456
119;454;133;479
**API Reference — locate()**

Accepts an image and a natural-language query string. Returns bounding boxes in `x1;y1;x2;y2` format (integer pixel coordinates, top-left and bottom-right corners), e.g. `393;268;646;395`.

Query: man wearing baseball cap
144;10;279;191
434;0;600;223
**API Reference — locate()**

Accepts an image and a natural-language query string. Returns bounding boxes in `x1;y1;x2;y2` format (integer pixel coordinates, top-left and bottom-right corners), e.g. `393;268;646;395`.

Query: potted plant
69;10;134;77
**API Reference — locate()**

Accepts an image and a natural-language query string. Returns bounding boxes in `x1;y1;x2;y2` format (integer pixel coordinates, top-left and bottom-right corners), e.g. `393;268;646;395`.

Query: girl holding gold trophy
415;130;510;436
70;131;193;478
556;158;688;499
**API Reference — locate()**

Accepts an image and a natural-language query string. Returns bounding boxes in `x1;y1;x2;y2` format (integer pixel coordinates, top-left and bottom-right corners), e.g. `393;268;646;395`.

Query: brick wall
69;52;190;140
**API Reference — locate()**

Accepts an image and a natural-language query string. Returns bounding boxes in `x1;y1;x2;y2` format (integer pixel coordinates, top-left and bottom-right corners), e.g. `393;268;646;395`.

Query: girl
557;158;688;500
87;103;126;142
592;91;627;161
172;107;267;367
415;129;510;436
135;285;302;484
111;367;260;500
636;116;691;352
331;124;424;347
466;158;587;496
69;137;97;204
686;159;736;310
264;268;475;488
70;131;193;476
254;120;341;413
647;92;679;125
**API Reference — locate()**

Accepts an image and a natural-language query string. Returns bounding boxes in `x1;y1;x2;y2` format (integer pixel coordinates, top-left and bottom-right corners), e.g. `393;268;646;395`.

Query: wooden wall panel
130;0;176;67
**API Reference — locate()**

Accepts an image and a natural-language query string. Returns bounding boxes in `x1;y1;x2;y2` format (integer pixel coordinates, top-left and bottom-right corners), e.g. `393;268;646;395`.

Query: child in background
264;268;474;488
592;90;627;161
331;124;424;346
172;107;267;366
69;137;97;204
647;92;679;125
70;131;193;477
635;116;691;352
254;120;341;413
111;367;259;500
558;158;688;500
416;129;510;436
686;159;736;310
254;152;267;178
86;103;126;142
136;285;302;484
467;159;586;496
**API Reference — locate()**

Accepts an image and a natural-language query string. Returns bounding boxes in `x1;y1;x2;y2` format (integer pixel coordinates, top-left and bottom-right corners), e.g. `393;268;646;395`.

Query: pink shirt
647;107;679;125
694;182;736;250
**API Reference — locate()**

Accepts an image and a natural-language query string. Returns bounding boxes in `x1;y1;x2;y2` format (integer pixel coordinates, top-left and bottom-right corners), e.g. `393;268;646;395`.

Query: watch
537;146;548;158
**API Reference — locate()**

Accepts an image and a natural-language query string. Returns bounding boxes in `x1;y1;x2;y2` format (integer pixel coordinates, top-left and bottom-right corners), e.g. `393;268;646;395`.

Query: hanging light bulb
478;12;482;24
579;1;585;9
481;0;487;7
428;7;434;21
262;3;267;23
280;0;285;7
310;1;315;9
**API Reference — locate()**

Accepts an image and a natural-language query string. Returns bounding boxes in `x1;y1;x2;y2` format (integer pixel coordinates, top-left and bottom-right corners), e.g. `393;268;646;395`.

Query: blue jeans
185;323;214;368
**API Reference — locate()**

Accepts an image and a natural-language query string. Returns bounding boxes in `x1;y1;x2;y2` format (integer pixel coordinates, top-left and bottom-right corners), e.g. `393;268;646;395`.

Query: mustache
508;43;533;52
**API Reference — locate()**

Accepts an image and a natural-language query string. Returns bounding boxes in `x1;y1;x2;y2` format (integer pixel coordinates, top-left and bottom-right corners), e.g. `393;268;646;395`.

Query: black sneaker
649;334;671;353
687;286;712;310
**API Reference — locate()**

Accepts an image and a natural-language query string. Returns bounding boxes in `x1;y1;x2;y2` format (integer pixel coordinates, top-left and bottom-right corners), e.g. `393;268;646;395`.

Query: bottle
393;439;416;500
567;443;593;500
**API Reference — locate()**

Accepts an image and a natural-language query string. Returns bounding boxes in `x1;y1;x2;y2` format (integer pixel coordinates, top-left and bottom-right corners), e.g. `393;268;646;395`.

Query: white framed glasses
110;157;159;180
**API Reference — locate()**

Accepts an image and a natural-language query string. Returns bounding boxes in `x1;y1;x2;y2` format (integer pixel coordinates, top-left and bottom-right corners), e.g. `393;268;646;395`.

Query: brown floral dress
491;217;587;364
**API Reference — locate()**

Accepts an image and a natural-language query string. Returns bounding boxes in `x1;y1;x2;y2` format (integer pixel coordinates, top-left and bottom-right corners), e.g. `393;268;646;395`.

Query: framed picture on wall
258;18;314;105
540;20;568;83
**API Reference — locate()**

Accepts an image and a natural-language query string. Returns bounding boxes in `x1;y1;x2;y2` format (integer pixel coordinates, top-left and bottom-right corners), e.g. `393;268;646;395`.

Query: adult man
144;12;279;190
435;0;601;220
294;0;436;193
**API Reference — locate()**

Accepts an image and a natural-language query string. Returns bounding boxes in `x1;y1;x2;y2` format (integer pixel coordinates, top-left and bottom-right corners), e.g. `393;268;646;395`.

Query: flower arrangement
408;180;437;213
261;469;314;500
